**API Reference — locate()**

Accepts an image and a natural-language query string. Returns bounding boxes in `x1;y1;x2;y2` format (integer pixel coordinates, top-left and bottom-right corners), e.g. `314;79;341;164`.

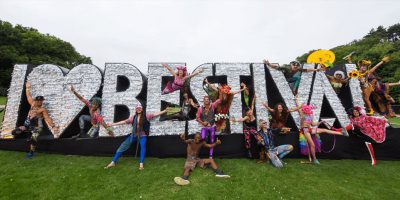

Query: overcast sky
0;0;399;72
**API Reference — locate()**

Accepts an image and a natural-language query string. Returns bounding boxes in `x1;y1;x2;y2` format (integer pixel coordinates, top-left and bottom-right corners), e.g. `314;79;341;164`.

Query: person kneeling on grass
174;133;230;186
257;119;293;168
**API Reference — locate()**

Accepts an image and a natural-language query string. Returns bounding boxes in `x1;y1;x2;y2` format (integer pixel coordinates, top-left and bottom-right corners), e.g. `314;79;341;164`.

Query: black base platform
1;128;399;160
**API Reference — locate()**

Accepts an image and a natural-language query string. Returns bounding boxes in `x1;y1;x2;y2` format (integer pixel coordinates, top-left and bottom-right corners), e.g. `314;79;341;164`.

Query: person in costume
257;119;293;168
326;70;350;94
354;56;400;116
11;82;59;159
196;95;221;158
105;105;169;170
261;97;302;133
161;63;204;95
263;59;321;94
70;85;114;138
204;78;247;132
297;103;347;164
164;91;199;120
230;95;258;158
347;106;388;166
181;92;199;120
174;133;230;186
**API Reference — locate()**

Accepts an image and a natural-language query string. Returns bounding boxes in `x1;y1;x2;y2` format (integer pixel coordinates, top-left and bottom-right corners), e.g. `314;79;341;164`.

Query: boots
365;142;377;166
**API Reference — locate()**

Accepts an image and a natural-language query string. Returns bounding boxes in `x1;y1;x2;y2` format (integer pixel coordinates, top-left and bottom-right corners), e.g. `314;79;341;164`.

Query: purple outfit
196;99;221;158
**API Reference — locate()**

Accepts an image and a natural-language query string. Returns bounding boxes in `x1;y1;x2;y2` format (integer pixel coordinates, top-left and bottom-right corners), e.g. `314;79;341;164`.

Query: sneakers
174;177;190;186
104;161;116;169
215;173;231;178
313;159;320;165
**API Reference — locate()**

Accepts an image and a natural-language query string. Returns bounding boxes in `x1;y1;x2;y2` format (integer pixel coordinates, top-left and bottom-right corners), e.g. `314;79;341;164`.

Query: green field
388;117;400;128
0;150;399;199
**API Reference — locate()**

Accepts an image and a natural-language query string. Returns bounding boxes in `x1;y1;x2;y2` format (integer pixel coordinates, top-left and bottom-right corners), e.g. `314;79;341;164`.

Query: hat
90;97;102;107
135;103;143;109
357;59;371;67
333;71;345;79
35;96;45;101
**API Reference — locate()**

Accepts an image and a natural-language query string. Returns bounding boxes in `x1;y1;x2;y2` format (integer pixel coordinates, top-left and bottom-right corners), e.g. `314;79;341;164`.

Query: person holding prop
263;59;321;95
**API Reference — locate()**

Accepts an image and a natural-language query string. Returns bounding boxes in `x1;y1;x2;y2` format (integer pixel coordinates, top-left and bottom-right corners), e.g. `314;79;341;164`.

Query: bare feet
104;161;115;169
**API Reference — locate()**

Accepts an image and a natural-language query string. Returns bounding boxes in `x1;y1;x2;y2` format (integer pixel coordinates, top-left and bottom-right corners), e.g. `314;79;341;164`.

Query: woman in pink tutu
347;106;388;166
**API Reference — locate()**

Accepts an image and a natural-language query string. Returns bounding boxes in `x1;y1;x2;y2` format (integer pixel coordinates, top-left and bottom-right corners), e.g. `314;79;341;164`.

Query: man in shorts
174;133;230;186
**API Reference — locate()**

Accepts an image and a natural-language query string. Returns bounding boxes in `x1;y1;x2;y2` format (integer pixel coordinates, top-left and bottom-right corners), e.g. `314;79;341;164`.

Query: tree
0;20;92;95
296;24;400;103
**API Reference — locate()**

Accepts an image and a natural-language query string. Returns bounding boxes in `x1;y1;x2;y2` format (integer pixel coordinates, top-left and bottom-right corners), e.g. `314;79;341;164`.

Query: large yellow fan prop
307;49;335;67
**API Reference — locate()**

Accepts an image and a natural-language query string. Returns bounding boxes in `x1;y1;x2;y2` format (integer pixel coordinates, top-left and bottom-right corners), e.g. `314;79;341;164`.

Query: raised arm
289;96;302;112
293;96;304;116
70;85;86;103
180;133;192;144
250;94;256;111
241;82;250;96
262;101;275;112
184;68;204;80
205;78;218;92
162;63;177;76
231;85;247;95
189;98;199;108
203;138;221;148
25;82;33;105
369;56;389;75
263;59;280;69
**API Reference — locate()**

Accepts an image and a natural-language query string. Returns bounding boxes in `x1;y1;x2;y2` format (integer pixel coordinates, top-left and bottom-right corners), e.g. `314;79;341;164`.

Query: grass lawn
0;151;399;199
388;117;400;128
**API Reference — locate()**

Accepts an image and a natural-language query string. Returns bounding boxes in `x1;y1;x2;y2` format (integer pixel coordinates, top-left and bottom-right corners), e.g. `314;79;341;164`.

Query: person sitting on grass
174;133;230;186
257;119;293;168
